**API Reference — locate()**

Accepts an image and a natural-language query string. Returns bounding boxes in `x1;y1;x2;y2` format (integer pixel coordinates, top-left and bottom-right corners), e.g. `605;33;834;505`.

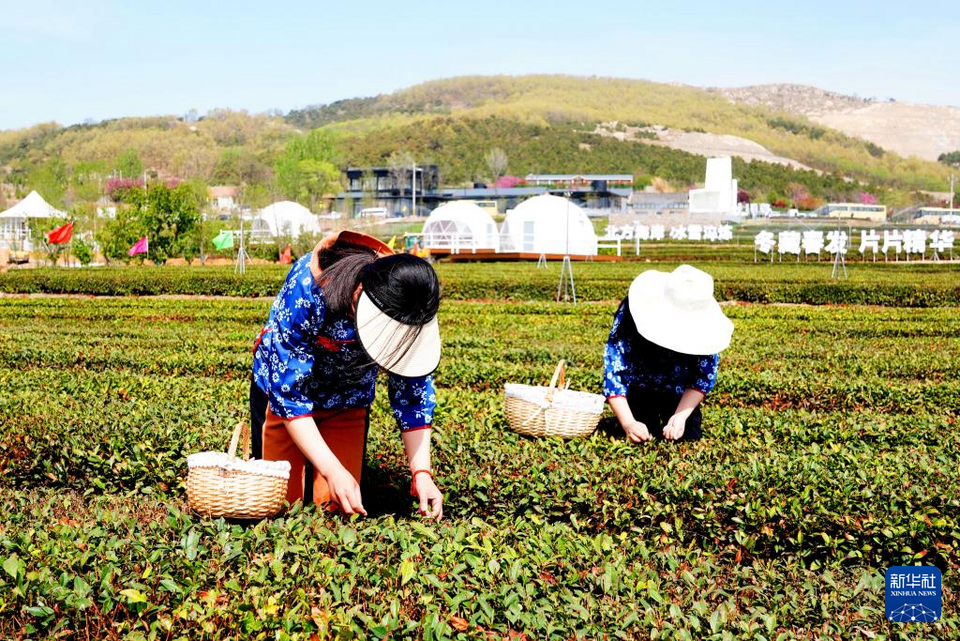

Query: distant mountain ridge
289;75;952;190
708;84;874;116
1;75;955;210
711;83;960;161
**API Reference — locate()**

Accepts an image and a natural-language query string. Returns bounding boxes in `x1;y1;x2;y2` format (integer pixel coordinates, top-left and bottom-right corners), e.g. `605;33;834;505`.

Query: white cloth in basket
504;384;605;414
187;452;291;480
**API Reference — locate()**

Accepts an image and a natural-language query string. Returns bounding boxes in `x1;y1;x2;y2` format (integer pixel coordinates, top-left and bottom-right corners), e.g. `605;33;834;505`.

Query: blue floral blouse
252;254;436;431
603;298;719;398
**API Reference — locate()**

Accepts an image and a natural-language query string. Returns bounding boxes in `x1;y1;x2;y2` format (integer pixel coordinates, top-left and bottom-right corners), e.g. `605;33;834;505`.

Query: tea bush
2;260;960;306
0;281;957;637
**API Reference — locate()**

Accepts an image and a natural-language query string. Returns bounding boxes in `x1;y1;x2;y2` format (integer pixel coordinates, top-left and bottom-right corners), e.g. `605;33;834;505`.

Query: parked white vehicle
358;207;389;218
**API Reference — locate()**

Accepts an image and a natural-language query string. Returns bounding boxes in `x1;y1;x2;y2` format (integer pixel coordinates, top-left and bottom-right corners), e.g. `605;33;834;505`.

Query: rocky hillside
709;84;872;116
712;84;960;162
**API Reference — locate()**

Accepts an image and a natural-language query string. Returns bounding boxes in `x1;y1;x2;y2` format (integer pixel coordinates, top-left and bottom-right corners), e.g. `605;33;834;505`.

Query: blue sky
2;0;958;130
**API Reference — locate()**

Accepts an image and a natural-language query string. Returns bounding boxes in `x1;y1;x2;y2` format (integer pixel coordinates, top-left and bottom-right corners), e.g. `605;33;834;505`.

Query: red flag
46;222;73;245
280;243;292;264
128;236;148;256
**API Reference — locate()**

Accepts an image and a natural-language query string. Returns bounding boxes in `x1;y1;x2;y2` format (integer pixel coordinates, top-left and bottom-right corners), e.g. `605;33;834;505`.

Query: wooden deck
428;249;622;262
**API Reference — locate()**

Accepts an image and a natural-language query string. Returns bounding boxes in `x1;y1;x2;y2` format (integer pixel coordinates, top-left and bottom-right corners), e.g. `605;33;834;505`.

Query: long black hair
359;253;441;372
316;241;440;374
316;241;378;318
360;253;441;325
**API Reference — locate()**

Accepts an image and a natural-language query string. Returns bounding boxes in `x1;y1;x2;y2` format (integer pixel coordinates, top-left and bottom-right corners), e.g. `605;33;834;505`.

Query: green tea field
0;262;957;639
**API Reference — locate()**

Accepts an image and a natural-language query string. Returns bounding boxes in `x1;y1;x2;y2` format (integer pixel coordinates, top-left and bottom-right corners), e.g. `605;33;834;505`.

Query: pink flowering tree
105;178;144;202
494;175;522;189
858;192;878;205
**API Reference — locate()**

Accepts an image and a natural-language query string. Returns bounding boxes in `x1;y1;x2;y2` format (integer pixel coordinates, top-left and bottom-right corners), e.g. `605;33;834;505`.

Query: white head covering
627;264;733;355
356;291;441;377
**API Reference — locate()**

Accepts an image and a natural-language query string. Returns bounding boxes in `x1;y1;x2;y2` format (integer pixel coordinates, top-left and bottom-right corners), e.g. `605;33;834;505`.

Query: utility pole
951;174;956;212
411;163;417;218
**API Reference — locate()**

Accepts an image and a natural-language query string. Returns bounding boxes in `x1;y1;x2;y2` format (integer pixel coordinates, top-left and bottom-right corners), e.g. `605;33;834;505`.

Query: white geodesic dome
421;201;500;251
499;194;598;255
253;201;320;238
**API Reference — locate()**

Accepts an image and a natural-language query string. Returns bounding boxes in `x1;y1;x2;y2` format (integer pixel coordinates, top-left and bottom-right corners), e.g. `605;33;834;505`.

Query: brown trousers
250;381;368;508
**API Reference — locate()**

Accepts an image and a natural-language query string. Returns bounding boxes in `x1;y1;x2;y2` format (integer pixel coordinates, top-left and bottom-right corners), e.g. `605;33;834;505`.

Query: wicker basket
186;423;291;519
504;360;605;439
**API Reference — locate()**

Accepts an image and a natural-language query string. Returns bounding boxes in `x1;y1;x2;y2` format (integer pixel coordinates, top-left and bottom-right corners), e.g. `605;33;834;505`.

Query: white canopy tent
0;191;67;250
421;201;500;252
252;201;321;239
499;194;598;255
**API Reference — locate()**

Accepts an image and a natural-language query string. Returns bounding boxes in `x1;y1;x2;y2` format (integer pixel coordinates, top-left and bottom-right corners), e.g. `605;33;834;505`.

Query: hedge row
2;263;960;306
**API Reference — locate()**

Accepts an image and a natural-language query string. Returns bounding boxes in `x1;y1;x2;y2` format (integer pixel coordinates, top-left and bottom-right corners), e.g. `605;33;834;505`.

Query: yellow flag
386;235;397;251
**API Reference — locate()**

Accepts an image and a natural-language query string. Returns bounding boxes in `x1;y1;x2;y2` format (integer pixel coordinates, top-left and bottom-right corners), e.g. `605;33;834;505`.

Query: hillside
591;123;813;170
709;84;872;116
0;75;955;212
334;116;859;200
712;84;960;162
293;75;954;191
0;111;295;209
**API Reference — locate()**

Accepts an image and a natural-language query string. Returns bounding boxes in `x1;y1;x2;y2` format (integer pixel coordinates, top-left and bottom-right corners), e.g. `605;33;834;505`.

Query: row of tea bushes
0;296;956;637
2;262;960;305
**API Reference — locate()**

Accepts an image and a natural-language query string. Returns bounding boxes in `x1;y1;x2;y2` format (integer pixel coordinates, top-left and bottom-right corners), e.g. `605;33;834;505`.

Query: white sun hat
627;264;733;355
355;253;442;378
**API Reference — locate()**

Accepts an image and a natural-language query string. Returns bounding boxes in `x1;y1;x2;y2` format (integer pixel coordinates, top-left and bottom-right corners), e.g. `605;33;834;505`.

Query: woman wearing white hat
604;265;733;442
250;231;444;519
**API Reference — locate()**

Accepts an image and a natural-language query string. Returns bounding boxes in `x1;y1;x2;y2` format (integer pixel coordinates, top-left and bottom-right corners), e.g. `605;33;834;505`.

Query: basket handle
227;422;251;461
546;360;566;402
548;360;566;390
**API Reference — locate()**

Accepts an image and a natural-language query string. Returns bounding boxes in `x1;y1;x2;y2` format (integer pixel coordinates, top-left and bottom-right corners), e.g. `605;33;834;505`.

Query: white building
421;201;500;252
209;186;239;211
252;201;320;238
499;194;598;255
0;191;68;251
689;157;737;220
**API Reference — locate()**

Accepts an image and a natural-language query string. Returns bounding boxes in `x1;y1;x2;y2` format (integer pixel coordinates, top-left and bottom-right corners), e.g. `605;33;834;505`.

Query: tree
650;177;673;193
115;148;144;179
737;188;752;204
485;148;508;182
240;183;271;210
73;236;93;266
211;147;271;185
938;150;960;166
27;217;70;265
274;130;342;211
27;159;68;208
387;150;415;196
97;206;143;264
70;159;108;203
495;175;522;188
123;182;202;263
361;169;377;211
787;182;810;205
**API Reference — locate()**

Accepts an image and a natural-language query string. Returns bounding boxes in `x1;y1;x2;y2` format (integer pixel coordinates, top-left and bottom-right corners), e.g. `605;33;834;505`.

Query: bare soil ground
593;122;813;169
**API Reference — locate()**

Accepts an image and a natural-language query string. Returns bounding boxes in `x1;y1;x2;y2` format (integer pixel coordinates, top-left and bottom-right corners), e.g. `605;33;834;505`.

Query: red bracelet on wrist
410;469;433;496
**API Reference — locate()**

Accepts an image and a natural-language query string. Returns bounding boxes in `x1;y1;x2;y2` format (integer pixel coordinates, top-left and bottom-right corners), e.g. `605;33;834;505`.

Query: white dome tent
252;201;320;239
421;201;500;253
499;194;598;255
